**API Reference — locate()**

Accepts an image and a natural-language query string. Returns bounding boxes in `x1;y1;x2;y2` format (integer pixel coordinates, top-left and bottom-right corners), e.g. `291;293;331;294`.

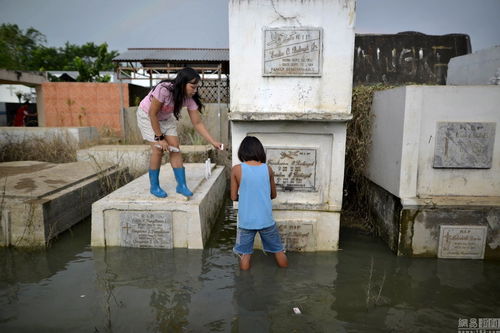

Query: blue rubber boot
173;167;193;197
149;169;167;198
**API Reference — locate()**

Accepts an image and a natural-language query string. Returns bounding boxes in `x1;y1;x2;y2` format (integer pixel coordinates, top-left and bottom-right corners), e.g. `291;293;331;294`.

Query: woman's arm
149;98;168;150
230;165;241;201
187;108;222;149
268;165;277;199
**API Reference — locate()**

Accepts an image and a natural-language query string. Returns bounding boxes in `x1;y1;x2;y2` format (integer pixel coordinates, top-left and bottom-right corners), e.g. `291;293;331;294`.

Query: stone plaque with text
438;225;487;259
433;122;496;168
276;221;315;252
263;27;322;76
120;211;173;249
266;147;317;191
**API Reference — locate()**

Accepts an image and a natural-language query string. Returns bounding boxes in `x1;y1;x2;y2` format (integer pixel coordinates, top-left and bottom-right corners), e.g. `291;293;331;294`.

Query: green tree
0;23;119;82
72;43;117;82
0;23;46;70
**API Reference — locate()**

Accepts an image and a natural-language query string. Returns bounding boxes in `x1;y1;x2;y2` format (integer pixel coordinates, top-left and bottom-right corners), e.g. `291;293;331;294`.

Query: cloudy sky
1;0;499;53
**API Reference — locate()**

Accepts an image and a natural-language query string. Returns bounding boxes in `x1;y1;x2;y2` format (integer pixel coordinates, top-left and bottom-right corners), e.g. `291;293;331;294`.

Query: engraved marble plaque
276;221;315;252
433;122;496;168
266;147;317;191
120;211;173;248
263;27;322;76
438;225;487;259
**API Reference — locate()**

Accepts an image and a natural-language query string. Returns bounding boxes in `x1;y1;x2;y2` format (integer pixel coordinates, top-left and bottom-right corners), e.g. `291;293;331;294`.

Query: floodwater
1;200;499;333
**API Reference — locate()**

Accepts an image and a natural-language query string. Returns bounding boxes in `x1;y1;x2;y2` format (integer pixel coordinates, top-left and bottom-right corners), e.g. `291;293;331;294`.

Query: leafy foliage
0;23;118;82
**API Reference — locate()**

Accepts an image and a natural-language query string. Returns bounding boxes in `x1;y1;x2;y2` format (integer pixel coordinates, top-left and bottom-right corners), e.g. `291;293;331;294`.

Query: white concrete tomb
228;0;356;251
91;163;226;249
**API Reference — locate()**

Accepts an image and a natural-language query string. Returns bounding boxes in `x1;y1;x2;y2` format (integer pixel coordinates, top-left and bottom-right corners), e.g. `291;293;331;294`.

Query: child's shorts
136;107;177;141
233;223;285;255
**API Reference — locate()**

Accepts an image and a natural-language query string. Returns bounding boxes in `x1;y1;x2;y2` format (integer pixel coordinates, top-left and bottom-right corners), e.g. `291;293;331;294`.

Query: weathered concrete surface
0;161;127;247
354;32;471;86
366;180;500;259
0;126;99;148
447;45;500;85
253;211;340;252
0;69;47;86
366;86;500;198
77;145;216;178
91;163;226;249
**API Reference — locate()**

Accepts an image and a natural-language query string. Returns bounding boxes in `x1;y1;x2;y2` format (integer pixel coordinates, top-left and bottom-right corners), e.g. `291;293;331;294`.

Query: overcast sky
1;0;499;53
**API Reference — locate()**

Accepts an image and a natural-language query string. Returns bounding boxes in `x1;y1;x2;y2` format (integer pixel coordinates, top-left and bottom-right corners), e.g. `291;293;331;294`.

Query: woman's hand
155;139;169;151
188;108;224;151
212;141;224;151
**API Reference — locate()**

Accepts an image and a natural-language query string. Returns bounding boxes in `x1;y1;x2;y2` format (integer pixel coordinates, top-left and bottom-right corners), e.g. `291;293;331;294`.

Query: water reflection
1;202;499;332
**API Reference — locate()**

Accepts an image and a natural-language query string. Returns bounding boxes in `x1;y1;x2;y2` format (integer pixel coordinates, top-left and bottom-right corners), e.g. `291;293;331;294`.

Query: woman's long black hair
150;67;204;120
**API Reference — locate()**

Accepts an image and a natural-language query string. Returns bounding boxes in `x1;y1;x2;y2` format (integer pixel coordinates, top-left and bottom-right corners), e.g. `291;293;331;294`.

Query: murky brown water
1;200;499;332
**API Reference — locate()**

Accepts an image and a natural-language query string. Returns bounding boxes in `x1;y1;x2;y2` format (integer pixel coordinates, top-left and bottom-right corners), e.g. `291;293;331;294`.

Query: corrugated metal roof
113;48;229;62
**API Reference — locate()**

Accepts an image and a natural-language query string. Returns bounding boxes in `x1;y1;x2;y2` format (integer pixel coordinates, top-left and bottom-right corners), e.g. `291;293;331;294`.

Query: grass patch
0;134;78;163
342;84;395;231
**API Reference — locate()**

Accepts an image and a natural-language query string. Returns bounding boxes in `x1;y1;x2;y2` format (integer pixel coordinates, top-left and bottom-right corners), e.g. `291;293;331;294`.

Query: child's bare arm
230;165;241;201
268;165;277;199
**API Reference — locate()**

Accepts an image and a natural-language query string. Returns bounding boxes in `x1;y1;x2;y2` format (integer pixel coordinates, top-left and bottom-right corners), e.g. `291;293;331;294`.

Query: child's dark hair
237;136;266;163
149;67;204;120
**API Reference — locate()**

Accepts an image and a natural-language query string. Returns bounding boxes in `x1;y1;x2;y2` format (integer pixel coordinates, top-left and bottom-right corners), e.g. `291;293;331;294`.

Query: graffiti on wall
353;32;471;85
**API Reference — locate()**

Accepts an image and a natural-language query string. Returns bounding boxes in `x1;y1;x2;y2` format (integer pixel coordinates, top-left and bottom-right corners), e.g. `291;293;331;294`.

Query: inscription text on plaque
120;211;173;249
266;148;317;191
438;225;487;259
277;221;315;252
263;27;322;76
433;122;496;169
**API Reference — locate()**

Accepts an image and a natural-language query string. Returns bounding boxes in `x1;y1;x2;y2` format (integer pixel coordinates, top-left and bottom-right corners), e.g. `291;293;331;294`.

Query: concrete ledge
77;144;216;178
0;161;126;247
229;111;352;122
0;127;99;147
0;69;47;86
91;163;226;249
366;180;500;259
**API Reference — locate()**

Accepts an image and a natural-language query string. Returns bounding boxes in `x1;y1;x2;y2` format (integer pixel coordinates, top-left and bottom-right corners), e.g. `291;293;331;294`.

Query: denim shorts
233;223;285;255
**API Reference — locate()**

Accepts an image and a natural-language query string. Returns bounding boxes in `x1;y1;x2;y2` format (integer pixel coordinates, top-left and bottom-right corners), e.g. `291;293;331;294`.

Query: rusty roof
113;48;229;62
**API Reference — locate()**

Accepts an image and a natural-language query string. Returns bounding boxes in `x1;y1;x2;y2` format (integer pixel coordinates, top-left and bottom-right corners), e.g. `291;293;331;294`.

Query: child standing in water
137;67;222;198
231;136;288;270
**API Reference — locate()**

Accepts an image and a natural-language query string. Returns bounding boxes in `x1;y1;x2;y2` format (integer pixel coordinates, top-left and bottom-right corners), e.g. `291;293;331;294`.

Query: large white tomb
365;85;500;259
228;0;356;251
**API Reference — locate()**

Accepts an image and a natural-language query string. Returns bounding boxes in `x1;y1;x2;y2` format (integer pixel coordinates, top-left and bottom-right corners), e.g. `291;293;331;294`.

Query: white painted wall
229;0;356;114
365;87;407;197
416;86;500;197
447;46;500;85
0;84;36;103
366;86;500;199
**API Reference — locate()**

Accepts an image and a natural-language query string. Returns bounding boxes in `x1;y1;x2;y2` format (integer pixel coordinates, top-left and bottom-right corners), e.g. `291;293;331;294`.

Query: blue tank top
237;163;275;230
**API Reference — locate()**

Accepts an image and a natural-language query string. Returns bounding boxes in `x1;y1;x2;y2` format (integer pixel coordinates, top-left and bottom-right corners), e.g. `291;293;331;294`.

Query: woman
137;67;222;198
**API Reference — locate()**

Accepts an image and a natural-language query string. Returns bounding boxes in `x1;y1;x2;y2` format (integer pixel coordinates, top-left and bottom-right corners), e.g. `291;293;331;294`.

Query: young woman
137;67;222;198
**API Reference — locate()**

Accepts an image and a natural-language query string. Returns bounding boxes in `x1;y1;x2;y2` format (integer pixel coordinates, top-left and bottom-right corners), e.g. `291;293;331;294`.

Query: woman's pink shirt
139;82;198;120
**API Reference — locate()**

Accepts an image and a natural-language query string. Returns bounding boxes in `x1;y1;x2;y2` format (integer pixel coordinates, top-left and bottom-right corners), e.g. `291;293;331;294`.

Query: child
137;67;222;198
230;136;288;270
